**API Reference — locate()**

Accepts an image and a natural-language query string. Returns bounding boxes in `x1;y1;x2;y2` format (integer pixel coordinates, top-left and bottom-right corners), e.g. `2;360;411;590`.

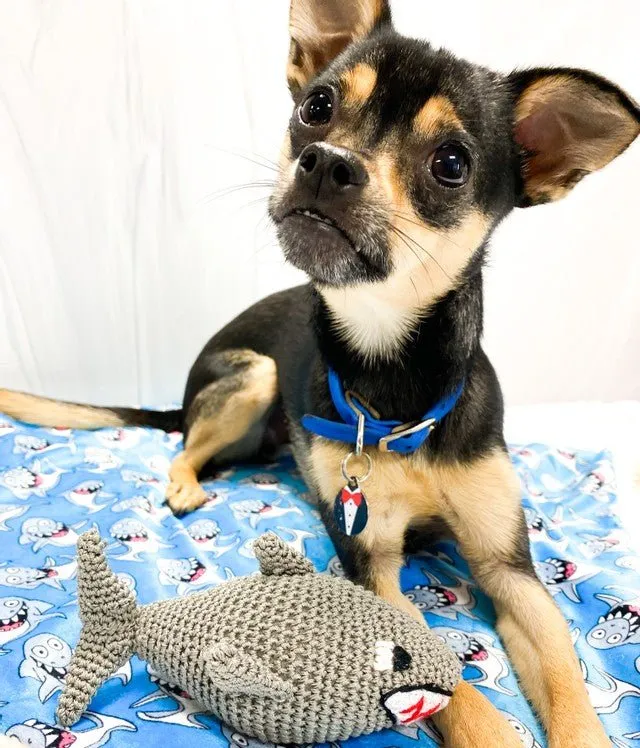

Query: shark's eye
392;645;412;671
607;632;622;645
232;734;248;747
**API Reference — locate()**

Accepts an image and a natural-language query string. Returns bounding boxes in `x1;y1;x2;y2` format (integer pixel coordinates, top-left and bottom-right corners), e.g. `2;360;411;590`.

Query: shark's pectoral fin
203;640;293;701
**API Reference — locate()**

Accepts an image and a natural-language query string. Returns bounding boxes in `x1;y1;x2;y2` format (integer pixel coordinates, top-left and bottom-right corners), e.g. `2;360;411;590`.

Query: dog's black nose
296;143;368;198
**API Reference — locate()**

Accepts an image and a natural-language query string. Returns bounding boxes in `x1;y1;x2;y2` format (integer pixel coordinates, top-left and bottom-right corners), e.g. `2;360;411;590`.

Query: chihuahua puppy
1;1;638;746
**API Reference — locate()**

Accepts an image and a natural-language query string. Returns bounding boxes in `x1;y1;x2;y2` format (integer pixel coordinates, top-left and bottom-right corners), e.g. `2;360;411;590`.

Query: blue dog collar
301;368;464;455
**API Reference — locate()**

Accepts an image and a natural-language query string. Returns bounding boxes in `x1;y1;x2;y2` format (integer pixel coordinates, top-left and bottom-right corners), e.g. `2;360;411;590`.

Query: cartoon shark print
132;665;211;728
143;454;171;475
615;556;640;573
580;660;640;714
221;724;285;748
111;496;169;525
391;719;443;743
6;712;136;747
19;633;131;703
500;711;543;748
19;517;82;553
534;557;599;603
0;420;16;437
0;597;64;654
273;526;315;555
510;446;542;469
95;427;141;450
64;480;112;513
587;590;640;649
115;572;137;598
157;557;227;596
0;460;65;499
0;557;76;590
183;519;238;557
120;469;161;489
237;528;314;560
548;505;598;531
109;518;171;562
432;627;515;696
198;487;231;511
580;461;616;501
13;435;69;459
163;431;183;451
230;498;302;528
579;529;627;560
521;506;570;551
82;447;123;473
240;472;290;493
405;568;477;621
327;555;345;577
0;503;29;531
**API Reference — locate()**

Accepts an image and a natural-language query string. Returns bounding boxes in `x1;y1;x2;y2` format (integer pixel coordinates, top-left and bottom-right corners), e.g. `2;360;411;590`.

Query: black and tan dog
1;1;638;746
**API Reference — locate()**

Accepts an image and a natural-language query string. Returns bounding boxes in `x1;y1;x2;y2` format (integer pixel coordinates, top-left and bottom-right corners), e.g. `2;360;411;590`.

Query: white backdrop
0;0;638;407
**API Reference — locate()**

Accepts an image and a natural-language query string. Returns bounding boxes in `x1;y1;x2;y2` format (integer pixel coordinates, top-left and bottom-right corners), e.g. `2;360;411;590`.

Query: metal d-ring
341;451;373;484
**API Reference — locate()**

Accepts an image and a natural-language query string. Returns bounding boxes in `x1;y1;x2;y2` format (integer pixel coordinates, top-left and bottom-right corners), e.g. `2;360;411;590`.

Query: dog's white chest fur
321;284;420;362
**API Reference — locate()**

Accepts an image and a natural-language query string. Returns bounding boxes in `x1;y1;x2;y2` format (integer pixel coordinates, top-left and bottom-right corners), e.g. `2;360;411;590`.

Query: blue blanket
0;417;638;747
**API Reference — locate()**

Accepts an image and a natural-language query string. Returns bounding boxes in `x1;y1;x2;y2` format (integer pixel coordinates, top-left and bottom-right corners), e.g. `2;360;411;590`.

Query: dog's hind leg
166;350;278;514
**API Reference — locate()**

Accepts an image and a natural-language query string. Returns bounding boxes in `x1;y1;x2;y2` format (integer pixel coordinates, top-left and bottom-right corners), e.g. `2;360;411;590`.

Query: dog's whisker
391;224;453;283
204;145;280;172
199;182;276;206
390;226;434;289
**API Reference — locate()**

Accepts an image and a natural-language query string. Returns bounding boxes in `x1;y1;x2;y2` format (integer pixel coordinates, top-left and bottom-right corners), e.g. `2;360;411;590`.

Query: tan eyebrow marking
341;63;377;105
414;95;464;138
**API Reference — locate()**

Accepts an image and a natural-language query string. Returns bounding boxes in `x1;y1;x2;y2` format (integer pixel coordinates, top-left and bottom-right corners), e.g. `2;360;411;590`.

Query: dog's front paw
165;480;207;515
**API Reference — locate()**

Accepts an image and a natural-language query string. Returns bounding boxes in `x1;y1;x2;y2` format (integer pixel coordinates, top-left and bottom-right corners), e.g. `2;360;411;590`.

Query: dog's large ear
508;68;640;206
287;0;391;95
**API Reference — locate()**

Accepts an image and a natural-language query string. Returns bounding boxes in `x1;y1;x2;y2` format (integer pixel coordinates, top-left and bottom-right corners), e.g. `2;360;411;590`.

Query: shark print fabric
0;416;638;747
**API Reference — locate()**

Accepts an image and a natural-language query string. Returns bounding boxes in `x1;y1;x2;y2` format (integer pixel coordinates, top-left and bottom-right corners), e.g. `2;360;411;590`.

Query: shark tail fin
56;530;138;727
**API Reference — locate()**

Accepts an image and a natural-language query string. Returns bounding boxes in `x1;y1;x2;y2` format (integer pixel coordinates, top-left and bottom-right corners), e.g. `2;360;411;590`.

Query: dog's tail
56;530;139;727
0;388;181;432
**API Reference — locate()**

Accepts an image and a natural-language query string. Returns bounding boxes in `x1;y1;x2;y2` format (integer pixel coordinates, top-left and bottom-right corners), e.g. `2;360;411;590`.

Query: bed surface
0;402;639;747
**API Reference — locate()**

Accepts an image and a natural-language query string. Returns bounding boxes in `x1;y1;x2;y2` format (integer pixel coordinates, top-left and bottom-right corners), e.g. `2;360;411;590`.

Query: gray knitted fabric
57;530;461;743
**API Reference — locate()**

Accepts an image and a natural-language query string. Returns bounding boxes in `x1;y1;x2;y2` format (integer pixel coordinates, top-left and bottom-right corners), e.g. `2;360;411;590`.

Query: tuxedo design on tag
334;477;368;536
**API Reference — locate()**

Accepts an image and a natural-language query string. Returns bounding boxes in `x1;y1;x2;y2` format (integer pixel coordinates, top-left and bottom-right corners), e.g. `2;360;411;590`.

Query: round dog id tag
333;477;368;536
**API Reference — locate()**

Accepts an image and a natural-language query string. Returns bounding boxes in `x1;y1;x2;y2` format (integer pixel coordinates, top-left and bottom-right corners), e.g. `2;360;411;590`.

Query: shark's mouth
74;483;101;495
544;558;577;584
184;559;206;582
382;684;452;725
38;523;69;539
150;672;192;699
0;603;28;632
119;532;148;542
600;604;640;634
463;638;488;662
39;661;68;680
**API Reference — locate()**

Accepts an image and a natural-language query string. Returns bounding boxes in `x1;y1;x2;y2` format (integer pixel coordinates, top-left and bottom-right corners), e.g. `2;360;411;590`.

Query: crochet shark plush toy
57;530;461;743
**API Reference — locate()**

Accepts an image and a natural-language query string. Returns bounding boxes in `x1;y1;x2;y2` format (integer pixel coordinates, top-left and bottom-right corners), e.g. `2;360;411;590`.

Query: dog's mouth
272;203;389;287
381;684;451;725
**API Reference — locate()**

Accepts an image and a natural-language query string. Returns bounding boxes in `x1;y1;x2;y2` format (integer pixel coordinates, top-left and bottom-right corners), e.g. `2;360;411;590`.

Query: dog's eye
430;143;470;187
299;90;334;126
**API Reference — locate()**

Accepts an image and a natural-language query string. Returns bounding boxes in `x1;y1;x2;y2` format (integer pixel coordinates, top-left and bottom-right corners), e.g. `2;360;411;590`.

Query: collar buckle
378;417;437;452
